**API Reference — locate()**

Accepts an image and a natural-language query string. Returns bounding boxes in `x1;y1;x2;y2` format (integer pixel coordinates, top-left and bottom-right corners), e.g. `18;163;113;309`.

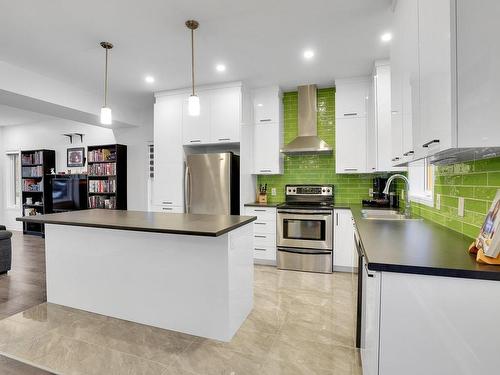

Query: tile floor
0;232;362;374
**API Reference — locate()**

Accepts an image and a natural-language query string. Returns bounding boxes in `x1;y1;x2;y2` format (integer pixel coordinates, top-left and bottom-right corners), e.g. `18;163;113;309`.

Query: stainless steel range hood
280;84;333;154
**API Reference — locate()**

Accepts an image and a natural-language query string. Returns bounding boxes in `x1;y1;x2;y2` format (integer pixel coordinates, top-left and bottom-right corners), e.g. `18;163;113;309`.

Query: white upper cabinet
391;0;500;163
456;0;500;148
210;87;241;143
418;0;453;156
252;87;283;175
253;88;281;124
336;117;367;174
182;84;242;145
153;94;185;209
182;91;210;145
335;78;369;118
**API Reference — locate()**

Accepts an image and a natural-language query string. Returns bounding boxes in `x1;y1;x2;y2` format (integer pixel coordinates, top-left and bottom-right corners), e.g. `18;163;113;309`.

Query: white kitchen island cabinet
18;210;256;342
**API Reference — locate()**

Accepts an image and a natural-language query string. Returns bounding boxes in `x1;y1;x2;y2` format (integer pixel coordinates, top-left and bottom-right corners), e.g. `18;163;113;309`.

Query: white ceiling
0;0;393;108
0;105;56;127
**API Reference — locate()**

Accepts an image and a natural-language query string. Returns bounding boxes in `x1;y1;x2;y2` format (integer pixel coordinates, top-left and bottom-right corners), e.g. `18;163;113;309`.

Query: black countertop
16;209;256;237
350;205;500;281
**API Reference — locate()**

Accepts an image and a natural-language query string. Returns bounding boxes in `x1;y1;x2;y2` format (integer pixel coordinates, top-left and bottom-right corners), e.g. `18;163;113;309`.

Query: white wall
0;119;153;230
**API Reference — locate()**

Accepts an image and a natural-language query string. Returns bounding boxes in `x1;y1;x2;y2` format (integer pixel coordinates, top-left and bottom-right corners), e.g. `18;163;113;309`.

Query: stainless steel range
277;185;334;273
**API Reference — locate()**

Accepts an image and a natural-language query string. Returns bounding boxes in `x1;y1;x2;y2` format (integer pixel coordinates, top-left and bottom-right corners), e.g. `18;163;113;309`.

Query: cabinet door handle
336;212;339;226
343;112;358;116
254;247;267;251
162;201;173;205
254;235;267;238
391;157;400;162
189;140;201;143
260;169;272;173
259;119;272;122
218;138;230;141
254;222;266;225
403;151;415;156
254;209;267;212
162;207;173;211
344;168;358;171
422;139;440;148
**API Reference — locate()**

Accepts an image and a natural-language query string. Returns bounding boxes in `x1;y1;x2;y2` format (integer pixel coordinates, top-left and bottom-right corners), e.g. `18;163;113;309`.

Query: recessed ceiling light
381;33;392;42
257;103;264;107
145;76;155;83
303;50;315;60
216;64;226;72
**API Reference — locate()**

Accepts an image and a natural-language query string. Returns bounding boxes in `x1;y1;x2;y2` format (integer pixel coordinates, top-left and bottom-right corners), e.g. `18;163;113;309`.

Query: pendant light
186;20;200;117
100;41;113;125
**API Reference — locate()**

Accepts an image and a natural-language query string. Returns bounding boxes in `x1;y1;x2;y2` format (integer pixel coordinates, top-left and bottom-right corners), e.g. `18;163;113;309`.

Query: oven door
277;209;333;250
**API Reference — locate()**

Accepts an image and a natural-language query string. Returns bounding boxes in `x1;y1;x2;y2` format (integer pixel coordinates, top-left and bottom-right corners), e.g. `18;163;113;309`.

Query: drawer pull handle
254;248;267;251
162;201;173;205
422;139;440;148
254;222;266;225
403;151;415;156
343;112;358;116
190;140;201;143
391;157;400;162
260;169;272;173
259;119;272;122
162;208;173;211
344;168;358;171
254;235;267;238
218;138;230;141
254;209;267;212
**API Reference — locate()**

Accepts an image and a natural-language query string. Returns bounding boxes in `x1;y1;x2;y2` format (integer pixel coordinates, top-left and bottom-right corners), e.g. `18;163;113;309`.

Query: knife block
257;193;268;204
469;242;500;265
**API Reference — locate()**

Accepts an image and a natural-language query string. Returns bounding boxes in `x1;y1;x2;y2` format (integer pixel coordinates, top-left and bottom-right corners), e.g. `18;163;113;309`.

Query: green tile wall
257;88;390;204
412;157;500;239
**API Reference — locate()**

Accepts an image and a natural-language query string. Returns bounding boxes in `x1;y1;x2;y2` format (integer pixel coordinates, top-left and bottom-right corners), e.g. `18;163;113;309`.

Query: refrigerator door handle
184;164;191;213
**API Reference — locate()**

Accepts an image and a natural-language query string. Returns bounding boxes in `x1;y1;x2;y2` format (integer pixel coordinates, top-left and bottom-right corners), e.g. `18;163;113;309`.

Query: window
5;151;21;208
408;158;434;207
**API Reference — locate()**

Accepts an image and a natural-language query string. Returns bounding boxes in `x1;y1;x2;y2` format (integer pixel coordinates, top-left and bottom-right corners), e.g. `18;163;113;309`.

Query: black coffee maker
362;177;399;208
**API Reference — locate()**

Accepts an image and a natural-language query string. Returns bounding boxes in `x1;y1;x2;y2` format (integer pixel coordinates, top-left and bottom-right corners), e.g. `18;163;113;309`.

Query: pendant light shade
186;20;200;117
100;106;112;125
188;95;200;116
100;41;113;125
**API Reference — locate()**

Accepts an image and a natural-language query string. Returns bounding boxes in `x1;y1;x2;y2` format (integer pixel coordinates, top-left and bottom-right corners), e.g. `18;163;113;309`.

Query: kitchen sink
361;209;423;221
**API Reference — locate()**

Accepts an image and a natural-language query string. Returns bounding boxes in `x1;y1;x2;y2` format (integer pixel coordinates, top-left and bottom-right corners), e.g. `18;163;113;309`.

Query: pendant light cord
104;47;109;107
191;28;195;96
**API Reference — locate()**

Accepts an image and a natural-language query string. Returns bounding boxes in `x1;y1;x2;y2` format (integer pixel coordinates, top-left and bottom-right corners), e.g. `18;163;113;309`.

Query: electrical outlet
458;197;465;217
369;188;373;198
436;194;441;210
271;188;276;196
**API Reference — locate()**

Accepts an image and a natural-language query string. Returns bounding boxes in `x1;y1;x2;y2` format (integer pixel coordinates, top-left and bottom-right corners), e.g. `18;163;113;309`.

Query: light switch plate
458;197;465;217
436;194;441;210
271;188;276;196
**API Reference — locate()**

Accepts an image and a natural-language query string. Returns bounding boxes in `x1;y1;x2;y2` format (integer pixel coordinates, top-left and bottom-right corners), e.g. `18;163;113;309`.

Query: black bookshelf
87;144;127;210
21;149;56;237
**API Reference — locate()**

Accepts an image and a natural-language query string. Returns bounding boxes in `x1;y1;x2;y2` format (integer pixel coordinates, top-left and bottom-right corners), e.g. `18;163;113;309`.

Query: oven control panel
285;185;333;196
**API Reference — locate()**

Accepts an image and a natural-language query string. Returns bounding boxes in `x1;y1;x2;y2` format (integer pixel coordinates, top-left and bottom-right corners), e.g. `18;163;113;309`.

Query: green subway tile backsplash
412;156;500;239
257;88;390;204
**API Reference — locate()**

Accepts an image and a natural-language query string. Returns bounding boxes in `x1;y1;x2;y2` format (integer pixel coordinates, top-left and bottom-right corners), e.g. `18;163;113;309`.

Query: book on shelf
22;179;43;192
88;148;116;163
22;166;44;177
21;151;44;165
88;162;116;176
475;190;500;259
88;179;116;193
88;195;116;209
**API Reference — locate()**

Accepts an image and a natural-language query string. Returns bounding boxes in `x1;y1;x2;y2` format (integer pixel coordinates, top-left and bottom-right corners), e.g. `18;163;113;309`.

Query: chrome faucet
383;174;411;217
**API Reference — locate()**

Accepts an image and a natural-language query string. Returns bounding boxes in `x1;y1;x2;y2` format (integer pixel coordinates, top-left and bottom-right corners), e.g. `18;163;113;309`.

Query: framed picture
67;147;86;168
475;189;500;258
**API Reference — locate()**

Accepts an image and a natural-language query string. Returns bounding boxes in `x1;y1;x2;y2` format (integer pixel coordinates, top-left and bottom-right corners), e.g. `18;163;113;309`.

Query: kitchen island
17;209;256;342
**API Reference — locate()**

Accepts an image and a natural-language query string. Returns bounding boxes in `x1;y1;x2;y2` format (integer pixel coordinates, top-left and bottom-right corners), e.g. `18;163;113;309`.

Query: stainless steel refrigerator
185;152;240;215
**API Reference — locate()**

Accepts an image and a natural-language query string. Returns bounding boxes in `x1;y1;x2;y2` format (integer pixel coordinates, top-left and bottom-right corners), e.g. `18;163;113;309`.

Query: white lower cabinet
244;206;276;264
333;209;357;271
361;258;381;375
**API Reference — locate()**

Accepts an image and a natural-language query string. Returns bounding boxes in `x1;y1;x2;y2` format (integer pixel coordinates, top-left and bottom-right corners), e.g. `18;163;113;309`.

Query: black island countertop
350;205;500;281
17;209;256;237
